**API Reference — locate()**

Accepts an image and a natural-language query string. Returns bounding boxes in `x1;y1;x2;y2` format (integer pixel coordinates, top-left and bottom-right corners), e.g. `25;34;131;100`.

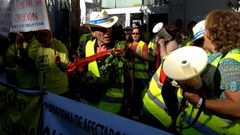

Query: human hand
129;47;136;56
158;38;165;47
112;48;124;55
66;62;76;76
54;55;61;64
224;90;240;105
180;76;203;91
183;91;201;106
224;90;240;118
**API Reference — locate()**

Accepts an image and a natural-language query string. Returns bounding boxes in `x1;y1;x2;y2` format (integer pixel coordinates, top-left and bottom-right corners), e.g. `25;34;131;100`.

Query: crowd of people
0;9;239;134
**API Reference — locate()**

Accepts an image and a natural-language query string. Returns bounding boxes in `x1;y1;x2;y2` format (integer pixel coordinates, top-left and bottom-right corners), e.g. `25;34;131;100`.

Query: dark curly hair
205;10;240;53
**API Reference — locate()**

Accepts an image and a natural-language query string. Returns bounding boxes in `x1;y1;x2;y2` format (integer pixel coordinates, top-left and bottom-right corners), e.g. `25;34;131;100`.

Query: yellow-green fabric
143;64;173;127
143;51;240;134
221;49;240;62
177;50;240;134
148;39;156;62
36;38;69;94
5;43;18;68
132;40;149;79
98;76;124;114
0;83;41;135
85;40;124;114
148;39;155;50
15;36;41;89
86;39;100;77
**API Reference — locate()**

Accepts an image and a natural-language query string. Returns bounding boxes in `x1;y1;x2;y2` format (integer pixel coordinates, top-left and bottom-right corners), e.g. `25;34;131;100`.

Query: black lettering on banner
43;126;63;135
83;118;91;133
43;126;50;135
75;114;83;128
87;119;92;133
109;128;115;135
44;102;126;135
91;121;96;135
115;131;121;135
104;126;108;135
96;123;105;135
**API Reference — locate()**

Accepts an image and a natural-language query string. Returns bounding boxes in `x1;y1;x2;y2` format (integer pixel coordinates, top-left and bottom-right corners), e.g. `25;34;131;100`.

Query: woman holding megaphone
176;10;240;134
143;10;240;135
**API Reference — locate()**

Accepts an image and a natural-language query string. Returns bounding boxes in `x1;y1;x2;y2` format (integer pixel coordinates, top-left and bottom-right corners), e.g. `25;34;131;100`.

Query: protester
8;31;41;89
148;22;174;76
4;33;17;68
128;25;150;120
74;10;132;115
177;30;190;46
142;10;240;134
35;29;69;95
123;26;132;42
148;34;161;76
182;9;240;119
169;9;240;134
142;38;179;133
186;20;205;48
187;20;197;39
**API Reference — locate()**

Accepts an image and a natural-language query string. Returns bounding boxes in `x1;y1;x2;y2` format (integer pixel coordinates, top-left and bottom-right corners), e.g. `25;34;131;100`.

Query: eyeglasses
132;33;140;35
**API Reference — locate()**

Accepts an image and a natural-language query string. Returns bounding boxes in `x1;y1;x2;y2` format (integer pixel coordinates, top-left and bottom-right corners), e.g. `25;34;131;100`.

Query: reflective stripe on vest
177;50;240;134
86;39;100;77
86;40;124;114
143;64;182;127
98;65;124;114
134;40;149;78
177;102;240;135
143;50;240;134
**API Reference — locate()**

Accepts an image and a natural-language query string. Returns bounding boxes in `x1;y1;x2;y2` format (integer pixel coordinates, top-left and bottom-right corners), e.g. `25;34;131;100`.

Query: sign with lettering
10;0;50;32
43;92;172;135
0;0;11;36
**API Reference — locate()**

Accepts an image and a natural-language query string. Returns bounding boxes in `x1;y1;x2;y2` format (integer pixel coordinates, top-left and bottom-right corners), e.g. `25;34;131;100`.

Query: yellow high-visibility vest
85;40;124;114
143;49;240;134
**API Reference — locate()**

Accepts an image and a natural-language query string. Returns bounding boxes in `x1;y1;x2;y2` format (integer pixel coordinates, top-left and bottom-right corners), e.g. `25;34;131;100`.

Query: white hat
152;22;172;41
191;20;205;41
84;10;118;28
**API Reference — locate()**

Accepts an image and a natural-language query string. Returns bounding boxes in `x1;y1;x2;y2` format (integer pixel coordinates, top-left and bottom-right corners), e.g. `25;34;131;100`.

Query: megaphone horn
162;46;208;90
152;22;172;41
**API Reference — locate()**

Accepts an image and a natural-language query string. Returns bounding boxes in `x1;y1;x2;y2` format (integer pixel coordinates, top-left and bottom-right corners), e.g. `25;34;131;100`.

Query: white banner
0;0;11;36
10;0;50;32
43;92;172;135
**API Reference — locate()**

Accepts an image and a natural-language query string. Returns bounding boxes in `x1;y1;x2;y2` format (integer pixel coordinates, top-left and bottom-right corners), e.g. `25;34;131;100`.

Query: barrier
0;74;172;135
43;93;172;135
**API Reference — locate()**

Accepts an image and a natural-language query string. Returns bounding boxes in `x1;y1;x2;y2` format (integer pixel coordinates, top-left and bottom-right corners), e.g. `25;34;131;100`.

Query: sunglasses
132;33;140;35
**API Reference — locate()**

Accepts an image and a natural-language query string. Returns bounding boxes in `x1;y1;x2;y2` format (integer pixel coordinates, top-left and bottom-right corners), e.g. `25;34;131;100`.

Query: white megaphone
152;22;172;41
163;46;208;90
